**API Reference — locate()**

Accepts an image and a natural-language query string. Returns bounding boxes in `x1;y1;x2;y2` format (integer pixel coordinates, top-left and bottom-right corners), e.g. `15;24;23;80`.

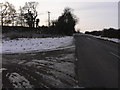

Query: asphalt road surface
74;34;119;88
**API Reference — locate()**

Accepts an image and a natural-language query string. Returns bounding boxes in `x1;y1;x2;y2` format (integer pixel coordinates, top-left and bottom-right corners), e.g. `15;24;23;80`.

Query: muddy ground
2;47;78;89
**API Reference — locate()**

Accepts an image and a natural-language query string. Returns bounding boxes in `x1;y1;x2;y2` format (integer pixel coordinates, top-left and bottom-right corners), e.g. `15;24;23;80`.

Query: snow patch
18;60;26;64
25;59;54;69
8;72;32;88
0;68;7;73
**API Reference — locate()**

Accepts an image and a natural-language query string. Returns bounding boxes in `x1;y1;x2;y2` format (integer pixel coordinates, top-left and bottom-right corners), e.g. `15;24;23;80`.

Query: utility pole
12;13;14;26
48;11;50;27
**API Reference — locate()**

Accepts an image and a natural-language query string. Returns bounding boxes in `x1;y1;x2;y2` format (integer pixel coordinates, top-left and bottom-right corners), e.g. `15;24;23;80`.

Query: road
74;34;119;88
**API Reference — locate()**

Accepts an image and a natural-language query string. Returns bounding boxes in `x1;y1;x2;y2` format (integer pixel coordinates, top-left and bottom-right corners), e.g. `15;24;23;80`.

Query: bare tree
0;2;16;26
16;6;26;26
22;2;38;27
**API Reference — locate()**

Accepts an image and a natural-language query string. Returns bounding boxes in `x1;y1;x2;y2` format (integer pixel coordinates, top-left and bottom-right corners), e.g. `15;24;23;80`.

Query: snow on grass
8;72;33;88
86;34;120;43
2;36;73;54
25;59;54;68
93;36;120;43
18;60;26;65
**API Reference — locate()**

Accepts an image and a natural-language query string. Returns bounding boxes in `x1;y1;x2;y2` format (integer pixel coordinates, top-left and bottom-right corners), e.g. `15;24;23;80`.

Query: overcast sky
1;0;119;32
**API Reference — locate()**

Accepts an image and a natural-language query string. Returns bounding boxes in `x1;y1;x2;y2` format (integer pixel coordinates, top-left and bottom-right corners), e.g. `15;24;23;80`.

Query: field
2;36;78;88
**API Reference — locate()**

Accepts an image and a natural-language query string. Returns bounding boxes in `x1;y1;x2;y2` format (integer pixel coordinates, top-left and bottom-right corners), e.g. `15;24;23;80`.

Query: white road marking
110;52;120;59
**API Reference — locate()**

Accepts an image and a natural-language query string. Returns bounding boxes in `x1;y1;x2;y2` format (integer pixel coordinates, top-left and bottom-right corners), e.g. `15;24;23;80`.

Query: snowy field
85;34;120;43
2;36;74;54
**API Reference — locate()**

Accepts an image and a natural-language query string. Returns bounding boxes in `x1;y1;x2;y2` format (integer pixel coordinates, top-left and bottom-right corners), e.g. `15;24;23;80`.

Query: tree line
85;28;120;39
50;7;78;35
0;1;78;36
0;2;39;28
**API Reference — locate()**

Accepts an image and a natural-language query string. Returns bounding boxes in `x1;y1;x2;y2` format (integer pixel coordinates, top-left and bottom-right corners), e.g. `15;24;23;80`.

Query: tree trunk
1;13;3;27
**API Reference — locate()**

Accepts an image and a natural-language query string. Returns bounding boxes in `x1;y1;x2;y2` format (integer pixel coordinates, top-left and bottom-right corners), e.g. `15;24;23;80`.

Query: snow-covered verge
86;34;120;43
2;36;74;54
